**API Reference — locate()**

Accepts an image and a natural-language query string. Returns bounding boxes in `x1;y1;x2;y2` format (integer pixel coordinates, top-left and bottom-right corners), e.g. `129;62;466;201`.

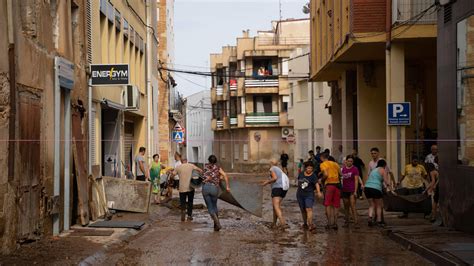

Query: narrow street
88;177;429;265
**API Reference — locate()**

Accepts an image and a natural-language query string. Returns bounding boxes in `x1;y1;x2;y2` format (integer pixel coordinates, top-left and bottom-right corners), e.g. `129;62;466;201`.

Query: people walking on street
320;152;342;230
202;155;230;231
426;156;439;223
425;144;438;165
364;159;392;227
398;155;428;218
280;151;290;175
341;155;360;228
262;159;288;229
135;147;149;181
352;149;366;199
296;161;322;232
324;148;336;162
297;159;304;175
150;154;166;204
166;152;183;199
315;146;322;163
171;159;203;222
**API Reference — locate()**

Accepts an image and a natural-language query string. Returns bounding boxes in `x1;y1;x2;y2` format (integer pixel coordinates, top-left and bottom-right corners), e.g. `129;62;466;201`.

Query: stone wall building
0;0;89;253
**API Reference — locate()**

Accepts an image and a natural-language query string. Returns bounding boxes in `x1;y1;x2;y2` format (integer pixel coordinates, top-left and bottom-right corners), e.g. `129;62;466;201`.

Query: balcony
245;113;280;125
216;120;224;129
245;78;279;94
216;85;229;101
392;0;436;24
230;117;238;127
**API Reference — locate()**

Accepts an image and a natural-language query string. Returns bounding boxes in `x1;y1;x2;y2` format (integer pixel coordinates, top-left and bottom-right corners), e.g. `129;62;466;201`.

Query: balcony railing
245;113;279;124
216;120;224;128
216;85;224;96
245;78;279;88
230;117;238;126
230;80;237;91
392;0;437;24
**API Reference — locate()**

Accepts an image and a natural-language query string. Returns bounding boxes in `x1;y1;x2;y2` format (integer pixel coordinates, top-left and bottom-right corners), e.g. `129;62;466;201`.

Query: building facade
89;0;158;178
157;0;177;164
210;19;310;173
310;0;437;178
437;0;474;233
0;0;89;253
288;47;332;166
185;90;214;166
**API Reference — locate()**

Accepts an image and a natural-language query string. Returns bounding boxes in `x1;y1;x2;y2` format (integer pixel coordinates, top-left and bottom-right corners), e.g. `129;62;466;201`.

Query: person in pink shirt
341;155;360;228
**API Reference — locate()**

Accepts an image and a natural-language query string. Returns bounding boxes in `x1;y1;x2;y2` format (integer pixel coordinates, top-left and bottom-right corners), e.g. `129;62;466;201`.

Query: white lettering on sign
393;104;405;117
92;69;129;79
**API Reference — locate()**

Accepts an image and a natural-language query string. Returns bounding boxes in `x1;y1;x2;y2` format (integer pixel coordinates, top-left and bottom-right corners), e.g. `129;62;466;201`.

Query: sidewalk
354;199;474;265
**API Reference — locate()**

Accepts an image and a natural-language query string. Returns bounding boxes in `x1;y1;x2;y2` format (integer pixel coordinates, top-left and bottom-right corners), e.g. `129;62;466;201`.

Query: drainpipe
7;0;16;184
53;60;61;236
146;0;152;158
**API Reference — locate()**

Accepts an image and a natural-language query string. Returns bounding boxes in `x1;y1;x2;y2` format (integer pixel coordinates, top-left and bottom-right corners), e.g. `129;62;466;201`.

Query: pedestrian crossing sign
172;131;184;143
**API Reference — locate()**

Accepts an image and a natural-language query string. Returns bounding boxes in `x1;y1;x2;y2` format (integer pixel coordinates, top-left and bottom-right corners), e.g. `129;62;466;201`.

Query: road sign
254;132;261;142
172;131;184;143
56;57;75;90
387;102;411;126
90;64;129;85
174;123;183;132
286;133;295;144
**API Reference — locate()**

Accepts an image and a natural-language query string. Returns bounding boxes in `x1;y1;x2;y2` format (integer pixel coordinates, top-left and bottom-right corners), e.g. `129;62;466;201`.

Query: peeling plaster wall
0;0;89;254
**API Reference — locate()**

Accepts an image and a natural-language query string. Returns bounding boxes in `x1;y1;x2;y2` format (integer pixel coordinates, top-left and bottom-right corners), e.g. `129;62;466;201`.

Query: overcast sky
174;0;308;97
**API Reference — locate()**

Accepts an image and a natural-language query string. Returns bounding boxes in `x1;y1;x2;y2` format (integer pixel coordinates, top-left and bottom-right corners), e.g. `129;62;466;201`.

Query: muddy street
88;177;430;265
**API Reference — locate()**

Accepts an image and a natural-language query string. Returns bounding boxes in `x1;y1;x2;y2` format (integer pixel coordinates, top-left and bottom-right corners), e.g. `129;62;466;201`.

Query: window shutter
86;0;92;64
243;144;248;161
90;107;97;165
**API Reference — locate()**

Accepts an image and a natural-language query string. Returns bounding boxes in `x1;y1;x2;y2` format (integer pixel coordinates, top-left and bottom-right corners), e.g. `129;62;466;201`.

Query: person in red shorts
320;152;342;230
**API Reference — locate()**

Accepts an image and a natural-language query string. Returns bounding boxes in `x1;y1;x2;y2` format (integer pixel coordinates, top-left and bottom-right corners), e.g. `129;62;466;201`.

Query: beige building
0;0;89;253
288;47;332;166
89;0;159;177
210;19;310;173
310;0;437;178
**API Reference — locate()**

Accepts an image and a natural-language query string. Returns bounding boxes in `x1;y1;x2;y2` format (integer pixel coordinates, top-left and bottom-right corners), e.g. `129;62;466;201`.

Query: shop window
456;15;474;166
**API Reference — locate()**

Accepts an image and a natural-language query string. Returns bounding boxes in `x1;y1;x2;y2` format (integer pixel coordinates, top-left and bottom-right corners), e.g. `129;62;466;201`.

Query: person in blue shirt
296;161;322;232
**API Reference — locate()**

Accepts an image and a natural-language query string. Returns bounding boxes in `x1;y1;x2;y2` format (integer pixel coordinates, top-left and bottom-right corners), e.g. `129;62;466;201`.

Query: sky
173;0;309;97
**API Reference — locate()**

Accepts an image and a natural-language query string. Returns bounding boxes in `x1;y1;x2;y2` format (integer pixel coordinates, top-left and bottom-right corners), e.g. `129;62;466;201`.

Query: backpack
282;172;290;191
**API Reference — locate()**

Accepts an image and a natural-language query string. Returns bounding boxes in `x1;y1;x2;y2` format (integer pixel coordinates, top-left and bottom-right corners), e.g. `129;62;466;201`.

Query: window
234;144;239;160
243;144;249;161
253;96;272;113
114;9;121;30
282;96;289;112
106;1;114;23
123;19;129;39
220;144;226;160
298;81;308;101
457;15;474;166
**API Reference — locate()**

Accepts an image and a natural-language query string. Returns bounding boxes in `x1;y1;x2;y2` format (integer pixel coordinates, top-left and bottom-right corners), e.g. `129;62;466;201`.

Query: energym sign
90;64;129;85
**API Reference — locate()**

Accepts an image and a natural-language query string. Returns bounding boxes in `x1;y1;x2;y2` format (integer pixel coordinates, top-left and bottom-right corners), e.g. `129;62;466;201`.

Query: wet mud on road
91;179;431;265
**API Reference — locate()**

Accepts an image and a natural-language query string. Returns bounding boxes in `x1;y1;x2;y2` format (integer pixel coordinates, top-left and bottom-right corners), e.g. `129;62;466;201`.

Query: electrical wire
159;66;310;79
124;0;159;44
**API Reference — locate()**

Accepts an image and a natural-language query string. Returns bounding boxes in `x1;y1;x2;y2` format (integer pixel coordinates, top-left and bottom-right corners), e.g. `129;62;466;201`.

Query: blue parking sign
172;131;184;143
387;102;411;126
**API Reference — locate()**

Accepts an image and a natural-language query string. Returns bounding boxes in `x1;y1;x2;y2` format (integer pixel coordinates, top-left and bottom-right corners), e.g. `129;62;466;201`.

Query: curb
385;229;464;266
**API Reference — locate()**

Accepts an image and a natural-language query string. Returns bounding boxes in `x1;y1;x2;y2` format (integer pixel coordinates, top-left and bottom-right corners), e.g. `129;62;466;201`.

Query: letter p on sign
393;104;404;117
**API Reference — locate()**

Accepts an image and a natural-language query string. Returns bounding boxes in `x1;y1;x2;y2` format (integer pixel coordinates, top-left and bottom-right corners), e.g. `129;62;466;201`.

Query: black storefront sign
91;64;129;85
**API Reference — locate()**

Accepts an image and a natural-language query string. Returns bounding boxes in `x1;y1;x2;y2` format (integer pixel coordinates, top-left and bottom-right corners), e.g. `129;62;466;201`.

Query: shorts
297;193;315;209
271;188;288;198
364;187;383;199
324;184;341;208
341;191;354;199
136;175;146;181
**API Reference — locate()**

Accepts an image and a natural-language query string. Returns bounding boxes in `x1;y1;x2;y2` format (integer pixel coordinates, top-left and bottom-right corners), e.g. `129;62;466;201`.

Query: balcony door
254;96;272;113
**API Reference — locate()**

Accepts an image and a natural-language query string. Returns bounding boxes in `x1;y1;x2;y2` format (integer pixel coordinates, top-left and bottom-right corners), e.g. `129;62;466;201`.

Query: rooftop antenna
279;0;282;21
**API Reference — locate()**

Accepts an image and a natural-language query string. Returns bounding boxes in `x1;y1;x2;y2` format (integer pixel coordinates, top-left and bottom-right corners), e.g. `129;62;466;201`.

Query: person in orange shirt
320;152;342;230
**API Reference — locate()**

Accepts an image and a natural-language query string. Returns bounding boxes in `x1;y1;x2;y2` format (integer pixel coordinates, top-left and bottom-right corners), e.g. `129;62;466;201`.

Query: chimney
242;29;250;38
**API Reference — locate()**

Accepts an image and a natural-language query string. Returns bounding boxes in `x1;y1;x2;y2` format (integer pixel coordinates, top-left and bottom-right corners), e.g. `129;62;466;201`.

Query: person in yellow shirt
398;155;428;218
320;153;342;230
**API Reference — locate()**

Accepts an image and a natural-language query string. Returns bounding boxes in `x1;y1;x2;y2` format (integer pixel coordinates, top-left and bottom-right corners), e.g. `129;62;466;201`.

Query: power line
159;66;310;79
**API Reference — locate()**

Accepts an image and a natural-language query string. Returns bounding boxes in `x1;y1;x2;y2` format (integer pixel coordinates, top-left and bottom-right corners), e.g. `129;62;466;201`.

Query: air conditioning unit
125;85;140;110
281;127;294;139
